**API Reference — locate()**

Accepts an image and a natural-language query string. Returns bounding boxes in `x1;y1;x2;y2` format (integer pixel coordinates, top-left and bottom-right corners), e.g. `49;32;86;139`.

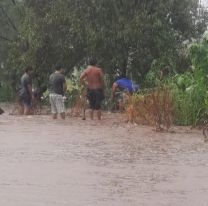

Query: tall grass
126;87;174;131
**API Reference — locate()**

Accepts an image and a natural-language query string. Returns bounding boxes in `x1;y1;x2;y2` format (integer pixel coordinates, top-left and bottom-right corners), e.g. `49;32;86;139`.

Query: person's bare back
81;66;103;89
80;59;105;120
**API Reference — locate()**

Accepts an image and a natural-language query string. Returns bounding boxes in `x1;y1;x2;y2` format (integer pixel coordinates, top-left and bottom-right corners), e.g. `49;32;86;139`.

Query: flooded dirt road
0;111;207;206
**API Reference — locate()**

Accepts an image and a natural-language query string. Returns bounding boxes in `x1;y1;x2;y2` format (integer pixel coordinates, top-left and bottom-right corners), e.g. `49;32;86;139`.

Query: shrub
126;87;174;131
0;83;14;102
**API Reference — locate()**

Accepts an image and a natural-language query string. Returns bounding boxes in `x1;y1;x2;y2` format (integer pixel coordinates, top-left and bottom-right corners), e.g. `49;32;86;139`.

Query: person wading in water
48;65;67;119
80;58;105;120
19;66;33;115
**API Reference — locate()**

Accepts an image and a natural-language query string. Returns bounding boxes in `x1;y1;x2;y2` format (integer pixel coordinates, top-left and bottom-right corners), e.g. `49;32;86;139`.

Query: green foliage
0;83;13;102
0;0;24;95
1;0;206;128
142;31;208;126
65;67;84;108
171;72;207;125
165;36;208;125
4;0;201;89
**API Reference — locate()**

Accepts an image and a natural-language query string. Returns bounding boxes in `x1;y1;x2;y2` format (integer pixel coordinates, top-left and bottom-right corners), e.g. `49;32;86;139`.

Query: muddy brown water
0;109;207;206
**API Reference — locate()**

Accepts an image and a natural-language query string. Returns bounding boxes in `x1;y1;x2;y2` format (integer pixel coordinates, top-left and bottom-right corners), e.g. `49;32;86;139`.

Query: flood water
0;111;207;206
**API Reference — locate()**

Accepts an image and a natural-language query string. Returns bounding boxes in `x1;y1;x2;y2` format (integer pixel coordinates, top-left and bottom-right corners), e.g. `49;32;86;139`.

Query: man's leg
87;89;95;120
95;90;103;120
19;103;24;115
52;113;58;119
49;94;58;119
118;99;124;111
96;110;101;120
18;96;24;115
23;98;32;115
57;95;65;120
24;106;30;115
89;109;94;120
0;107;4;115
60;112;65;120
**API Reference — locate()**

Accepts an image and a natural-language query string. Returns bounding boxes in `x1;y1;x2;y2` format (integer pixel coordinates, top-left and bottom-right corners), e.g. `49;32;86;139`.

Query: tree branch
0;35;13;42
0;6;18;32
11;0;16;5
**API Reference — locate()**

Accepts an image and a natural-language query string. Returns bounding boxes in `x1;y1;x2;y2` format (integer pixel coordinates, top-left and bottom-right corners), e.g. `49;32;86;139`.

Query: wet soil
0;108;207;206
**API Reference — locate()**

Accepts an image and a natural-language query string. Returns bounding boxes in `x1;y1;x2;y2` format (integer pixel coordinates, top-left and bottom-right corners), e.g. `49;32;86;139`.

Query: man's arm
61;75;67;93
27;79;33;99
80;71;87;86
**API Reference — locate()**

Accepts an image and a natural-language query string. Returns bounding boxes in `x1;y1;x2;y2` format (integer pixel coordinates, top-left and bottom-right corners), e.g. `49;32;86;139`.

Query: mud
0;109;207;206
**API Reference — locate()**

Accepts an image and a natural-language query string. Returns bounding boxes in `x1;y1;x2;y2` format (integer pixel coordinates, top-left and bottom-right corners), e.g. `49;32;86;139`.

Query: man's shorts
49;93;65;114
87;88;104;110
20;95;32;108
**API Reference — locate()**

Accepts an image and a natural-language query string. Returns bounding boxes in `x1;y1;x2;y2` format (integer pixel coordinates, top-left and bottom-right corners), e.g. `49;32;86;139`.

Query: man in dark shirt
49;65;67;119
19;66;33;115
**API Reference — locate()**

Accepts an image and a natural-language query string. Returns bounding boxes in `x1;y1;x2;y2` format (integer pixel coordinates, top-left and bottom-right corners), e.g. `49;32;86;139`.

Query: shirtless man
80;59;105;120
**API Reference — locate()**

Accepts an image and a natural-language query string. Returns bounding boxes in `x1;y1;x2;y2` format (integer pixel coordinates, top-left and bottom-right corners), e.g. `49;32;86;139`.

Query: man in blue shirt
112;76;139;98
111;75;139;110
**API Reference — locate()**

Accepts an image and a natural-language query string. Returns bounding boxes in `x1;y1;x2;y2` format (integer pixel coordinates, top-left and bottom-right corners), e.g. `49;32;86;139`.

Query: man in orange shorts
80;59;105;120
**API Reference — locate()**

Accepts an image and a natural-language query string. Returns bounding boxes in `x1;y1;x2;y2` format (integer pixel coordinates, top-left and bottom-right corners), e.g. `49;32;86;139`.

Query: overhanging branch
11;0;16;5
0;35;13;42
0;6;18;32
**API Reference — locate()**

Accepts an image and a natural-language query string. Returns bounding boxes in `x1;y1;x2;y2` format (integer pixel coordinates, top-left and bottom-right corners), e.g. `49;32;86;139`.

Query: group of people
18;58;139;120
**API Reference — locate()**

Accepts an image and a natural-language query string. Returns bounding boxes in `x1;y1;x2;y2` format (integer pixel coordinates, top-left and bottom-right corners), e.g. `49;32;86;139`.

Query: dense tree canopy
0;0;23;90
0;0;205;93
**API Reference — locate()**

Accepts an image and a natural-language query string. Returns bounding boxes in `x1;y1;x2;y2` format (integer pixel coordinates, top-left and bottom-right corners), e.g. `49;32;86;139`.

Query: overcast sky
201;0;208;6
